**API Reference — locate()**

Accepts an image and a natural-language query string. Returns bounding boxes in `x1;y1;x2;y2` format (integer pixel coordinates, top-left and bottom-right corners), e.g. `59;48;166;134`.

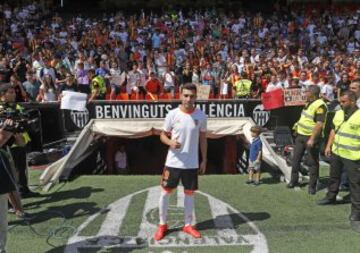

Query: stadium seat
159;93;171;100
105;91;111;100
129;91;145;100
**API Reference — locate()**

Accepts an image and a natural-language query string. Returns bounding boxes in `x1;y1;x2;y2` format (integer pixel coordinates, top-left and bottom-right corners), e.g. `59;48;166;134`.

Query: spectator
349;80;360;107
250;75;262;98
88;69;106;102
75;62;90;94
59;74;77;94
145;72;162;97
9;75;27;102
288;78;301;89
336;73;351;98
234;73;252;99
22;71;40;102
37;74;57;102
0;58;12;82
162;67;176;98
0;3;360;102
265;75;283;92
321;76;335;102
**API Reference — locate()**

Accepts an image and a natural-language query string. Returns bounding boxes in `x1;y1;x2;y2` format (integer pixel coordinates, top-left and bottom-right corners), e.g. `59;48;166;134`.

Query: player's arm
160;131;181;149
199;131;207;162
199;131;207;174
307;105;327;147
160;130;172;146
309;121;324;140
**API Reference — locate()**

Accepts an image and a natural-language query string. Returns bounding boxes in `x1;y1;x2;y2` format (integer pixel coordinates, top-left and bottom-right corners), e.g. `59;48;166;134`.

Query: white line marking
97;195;132;236
65;186;269;253
137;187;161;238
208;197;238;238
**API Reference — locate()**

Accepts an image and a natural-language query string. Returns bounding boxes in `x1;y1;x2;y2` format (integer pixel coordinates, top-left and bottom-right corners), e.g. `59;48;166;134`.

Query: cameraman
0;118;26;253
0;83;33;198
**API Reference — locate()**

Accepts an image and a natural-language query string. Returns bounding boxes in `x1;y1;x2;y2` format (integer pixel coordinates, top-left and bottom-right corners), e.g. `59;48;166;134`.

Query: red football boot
182;225;201;238
154;224;168;241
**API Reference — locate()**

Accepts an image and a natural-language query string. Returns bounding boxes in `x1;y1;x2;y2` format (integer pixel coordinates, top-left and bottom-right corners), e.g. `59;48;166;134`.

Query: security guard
233;73;252;99
317;91;360;232
287;85;327;194
87;69;107;101
0;83;32;197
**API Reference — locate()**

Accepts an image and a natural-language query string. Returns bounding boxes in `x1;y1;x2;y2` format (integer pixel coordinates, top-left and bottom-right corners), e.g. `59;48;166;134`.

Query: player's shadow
9;202;101;226
23;186;104;209
195;212;271;231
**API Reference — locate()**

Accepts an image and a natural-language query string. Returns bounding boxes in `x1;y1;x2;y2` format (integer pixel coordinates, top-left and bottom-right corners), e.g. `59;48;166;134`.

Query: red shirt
145;79;161;93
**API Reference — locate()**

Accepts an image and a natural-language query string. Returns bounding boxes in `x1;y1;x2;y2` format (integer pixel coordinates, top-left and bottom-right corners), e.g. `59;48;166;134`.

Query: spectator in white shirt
320;76;335;102
266;75;283;92
114;144;128;174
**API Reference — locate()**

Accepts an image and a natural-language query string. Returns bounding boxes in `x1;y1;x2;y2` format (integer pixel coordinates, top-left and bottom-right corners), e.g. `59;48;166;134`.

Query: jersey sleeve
163;111;173;132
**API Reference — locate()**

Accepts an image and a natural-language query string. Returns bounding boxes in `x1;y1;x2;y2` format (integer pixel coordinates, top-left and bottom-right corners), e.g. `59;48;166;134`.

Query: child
246;125;262;185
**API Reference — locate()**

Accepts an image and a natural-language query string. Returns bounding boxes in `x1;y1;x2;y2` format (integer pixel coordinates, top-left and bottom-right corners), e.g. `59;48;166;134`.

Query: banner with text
284;88;306;106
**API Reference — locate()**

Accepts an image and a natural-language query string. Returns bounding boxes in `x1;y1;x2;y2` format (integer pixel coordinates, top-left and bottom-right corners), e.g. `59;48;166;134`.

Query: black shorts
160;166;198;191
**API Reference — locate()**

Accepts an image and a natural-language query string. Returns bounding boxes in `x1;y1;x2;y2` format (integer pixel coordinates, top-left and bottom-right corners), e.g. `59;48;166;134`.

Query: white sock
159;190;170;225
184;194;194;226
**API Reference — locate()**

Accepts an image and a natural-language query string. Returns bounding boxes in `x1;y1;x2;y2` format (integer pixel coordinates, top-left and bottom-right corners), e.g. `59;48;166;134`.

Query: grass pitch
6;167;360;253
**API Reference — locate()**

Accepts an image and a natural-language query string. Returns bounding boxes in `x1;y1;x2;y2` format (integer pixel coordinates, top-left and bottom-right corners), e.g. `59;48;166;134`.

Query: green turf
119;191;148;236
6;167;360;253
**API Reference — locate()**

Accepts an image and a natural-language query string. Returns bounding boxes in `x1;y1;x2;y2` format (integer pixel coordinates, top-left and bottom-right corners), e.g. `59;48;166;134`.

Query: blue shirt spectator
249;137;262;162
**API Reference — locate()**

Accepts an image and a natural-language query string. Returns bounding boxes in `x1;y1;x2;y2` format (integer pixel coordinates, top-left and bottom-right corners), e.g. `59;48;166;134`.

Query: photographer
0;117;26;253
0;83;33;198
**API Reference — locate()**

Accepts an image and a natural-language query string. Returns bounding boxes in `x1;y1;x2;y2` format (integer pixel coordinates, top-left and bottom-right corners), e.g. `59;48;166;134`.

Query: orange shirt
145;79;162;94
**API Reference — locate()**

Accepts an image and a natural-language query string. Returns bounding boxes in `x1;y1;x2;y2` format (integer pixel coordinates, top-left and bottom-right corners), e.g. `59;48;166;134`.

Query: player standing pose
154;83;207;241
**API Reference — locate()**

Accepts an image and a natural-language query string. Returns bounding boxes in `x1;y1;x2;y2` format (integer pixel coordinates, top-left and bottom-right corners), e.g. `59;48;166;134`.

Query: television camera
0;104;39;133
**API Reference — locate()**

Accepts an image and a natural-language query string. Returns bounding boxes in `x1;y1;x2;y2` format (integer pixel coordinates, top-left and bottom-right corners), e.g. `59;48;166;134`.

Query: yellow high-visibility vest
235;79;251;97
332;109;360;161
295;99;327;136
15;104;31;144
91;76;106;96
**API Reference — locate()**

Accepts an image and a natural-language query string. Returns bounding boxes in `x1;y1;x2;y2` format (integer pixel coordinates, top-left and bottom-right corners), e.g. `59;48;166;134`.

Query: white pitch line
208;198;238;238
97;195;132;236
137;187;161;238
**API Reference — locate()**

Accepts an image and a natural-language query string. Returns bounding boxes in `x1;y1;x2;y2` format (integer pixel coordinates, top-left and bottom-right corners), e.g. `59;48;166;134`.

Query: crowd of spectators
0;2;360;103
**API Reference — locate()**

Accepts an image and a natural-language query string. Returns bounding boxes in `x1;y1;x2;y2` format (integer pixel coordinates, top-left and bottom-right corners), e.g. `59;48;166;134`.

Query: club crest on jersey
65;186;268;252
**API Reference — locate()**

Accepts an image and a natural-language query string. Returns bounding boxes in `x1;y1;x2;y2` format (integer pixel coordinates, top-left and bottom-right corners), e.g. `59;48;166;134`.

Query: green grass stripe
118;191;148;236
169;188;178;206
194;193;217;236
78;211;108;236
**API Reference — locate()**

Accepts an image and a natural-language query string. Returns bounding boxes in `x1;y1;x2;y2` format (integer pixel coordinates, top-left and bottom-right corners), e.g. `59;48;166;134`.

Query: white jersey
163;107;207;169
